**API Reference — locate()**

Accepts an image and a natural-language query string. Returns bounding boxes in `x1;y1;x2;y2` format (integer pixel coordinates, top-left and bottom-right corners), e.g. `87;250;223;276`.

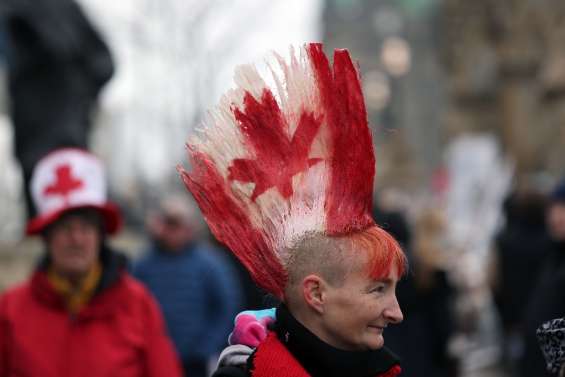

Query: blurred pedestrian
519;178;565;377
133;194;243;377
0;148;182;377
377;206;457;377
492;188;549;373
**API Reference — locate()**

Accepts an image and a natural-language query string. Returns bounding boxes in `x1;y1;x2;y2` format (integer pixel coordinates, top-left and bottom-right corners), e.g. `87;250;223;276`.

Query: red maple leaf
228;89;323;201
44;164;84;198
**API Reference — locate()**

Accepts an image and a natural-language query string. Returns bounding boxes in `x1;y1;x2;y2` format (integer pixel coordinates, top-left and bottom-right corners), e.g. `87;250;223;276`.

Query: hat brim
26;203;122;236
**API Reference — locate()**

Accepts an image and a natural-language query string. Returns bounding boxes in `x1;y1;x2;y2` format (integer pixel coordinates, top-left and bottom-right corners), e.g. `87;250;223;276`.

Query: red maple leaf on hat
228;89;323;201
44;164;84;198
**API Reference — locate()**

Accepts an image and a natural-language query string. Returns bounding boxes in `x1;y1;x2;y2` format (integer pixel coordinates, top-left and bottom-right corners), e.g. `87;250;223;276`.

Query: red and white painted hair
180;43;404;299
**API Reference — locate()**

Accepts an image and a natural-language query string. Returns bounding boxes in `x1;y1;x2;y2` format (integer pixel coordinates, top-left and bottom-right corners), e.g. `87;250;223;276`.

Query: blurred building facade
441;0;565;181
322;0;445;189
323;0;565;190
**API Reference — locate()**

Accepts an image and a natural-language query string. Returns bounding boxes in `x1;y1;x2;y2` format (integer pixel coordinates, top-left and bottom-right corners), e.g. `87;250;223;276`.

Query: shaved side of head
284;225;407;309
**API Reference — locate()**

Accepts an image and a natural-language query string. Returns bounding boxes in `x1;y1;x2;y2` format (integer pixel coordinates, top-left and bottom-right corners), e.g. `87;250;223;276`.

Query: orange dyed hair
285;225;407;291
338;225;407;280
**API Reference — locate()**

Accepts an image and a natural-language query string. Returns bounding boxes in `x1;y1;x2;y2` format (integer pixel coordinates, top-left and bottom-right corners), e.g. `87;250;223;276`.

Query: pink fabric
230;314;275;348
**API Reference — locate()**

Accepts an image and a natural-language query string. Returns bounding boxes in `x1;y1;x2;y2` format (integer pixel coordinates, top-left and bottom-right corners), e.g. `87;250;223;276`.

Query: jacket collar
46;260;102;313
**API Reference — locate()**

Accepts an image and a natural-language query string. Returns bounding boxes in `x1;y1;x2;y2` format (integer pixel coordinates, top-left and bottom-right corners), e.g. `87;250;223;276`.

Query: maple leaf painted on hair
228;89;323;201
44;164;84;198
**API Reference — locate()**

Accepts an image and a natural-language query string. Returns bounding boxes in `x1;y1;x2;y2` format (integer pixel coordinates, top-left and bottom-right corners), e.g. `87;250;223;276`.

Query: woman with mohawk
180;43;406;377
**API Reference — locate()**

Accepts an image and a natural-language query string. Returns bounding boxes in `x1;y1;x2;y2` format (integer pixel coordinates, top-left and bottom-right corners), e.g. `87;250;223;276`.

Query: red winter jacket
0;270;182;377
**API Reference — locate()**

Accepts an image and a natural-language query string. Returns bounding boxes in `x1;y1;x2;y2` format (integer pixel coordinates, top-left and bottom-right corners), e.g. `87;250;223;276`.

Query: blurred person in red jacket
0;148;182;377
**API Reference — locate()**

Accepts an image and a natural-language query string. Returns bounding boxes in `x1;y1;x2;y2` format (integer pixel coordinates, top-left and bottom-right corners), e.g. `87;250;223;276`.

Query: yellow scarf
47;261;102;314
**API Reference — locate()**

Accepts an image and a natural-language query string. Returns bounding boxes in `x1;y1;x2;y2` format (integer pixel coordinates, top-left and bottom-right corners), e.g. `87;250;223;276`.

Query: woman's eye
372;285;386;294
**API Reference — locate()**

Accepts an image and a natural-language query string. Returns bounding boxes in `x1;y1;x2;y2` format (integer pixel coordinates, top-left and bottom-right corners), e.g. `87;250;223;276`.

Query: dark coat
494;192;549;331
520;240;565;377
373;206;455;377
384;269;454;377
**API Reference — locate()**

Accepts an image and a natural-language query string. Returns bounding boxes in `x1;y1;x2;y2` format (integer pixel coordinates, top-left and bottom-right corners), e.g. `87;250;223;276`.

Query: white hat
26;148;121;235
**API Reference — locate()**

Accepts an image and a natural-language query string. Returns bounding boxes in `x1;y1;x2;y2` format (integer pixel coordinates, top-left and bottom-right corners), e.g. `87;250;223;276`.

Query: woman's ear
302;274;327;314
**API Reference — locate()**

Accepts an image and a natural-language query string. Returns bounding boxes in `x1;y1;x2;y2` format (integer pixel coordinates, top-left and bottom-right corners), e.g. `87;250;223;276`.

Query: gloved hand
228;308;276;348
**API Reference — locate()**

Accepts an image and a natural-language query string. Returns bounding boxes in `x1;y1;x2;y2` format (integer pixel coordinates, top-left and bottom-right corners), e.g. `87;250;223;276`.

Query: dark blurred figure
519;178;565;377
374;206;457;377
492;189;549;374
133;194;243;377
1;0;114;217
0;148;182;377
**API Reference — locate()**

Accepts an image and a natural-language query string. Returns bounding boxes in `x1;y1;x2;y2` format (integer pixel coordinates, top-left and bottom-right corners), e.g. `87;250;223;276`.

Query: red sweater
0;271;182;377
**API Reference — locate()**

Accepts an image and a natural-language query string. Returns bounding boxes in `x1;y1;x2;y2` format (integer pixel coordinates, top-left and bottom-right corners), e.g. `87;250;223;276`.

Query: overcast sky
76;0;323;192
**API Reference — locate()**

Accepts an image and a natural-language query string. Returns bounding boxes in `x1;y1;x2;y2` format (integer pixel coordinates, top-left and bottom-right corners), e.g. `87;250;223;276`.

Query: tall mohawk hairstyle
180;43;379;299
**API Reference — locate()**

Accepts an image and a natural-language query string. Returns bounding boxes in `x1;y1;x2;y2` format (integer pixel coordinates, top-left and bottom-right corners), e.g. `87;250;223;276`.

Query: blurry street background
1;1;565;377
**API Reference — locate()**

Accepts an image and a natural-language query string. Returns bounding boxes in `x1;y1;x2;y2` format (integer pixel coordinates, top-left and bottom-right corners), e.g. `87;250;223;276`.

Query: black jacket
520;240;565;377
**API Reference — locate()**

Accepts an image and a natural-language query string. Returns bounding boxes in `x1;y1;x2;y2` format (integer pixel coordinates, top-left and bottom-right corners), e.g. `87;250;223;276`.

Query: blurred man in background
0;148;182;377
493;188;549;374
376;206;457;377
520;178;565;377
133;194;243;377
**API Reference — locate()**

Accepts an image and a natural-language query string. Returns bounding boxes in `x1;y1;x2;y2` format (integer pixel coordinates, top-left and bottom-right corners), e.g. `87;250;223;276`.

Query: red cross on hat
43;164;84;199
